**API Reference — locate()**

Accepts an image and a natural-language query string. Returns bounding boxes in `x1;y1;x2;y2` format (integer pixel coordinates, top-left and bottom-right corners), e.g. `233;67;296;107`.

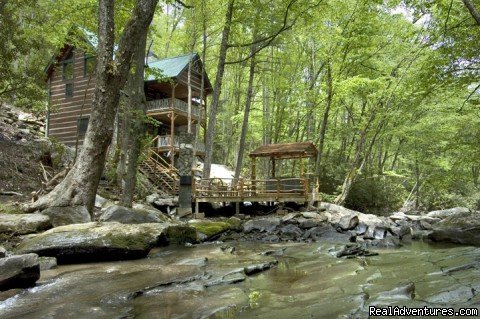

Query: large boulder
146;193;178;207
15;222;197;263
0;213;51;235
356;214;391;239
0;253;40;291
99;205;166;224
243;217;280;233
319;202;392;239
390;212;441;225
41;206;91;227
428;210;480;246
94;194;111;209
318;202;361;224
427;207;470;220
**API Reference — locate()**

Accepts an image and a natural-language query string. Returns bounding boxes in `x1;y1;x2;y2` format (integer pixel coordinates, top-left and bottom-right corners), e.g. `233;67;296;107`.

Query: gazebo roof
249;142;318;159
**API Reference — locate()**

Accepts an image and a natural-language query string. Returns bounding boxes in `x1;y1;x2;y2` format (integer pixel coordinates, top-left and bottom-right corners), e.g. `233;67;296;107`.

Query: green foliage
2;0;479;212
0;0;51;111
345;176;408;215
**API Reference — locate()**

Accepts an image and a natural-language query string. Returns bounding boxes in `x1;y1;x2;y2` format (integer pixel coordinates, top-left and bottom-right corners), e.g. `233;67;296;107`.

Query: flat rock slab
429;211;480;246
15;222;197;264
0;253;40;291
0;213;51;235
427;207;470;220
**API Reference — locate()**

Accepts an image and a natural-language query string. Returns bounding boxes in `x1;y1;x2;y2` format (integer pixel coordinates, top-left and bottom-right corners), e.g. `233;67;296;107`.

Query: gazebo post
251;156;256;194
251;156;256;180
300;158;304;177
271;157;275;178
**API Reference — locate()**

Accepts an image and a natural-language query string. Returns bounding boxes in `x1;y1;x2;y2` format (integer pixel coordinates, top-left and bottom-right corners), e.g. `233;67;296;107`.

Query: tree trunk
233;52;255;181
462;0;480;25
203;0;235;178
334;105;377;206
24;0;159;214
315;60;333;178
116;103;129;187
472;165;479;187
120;25;148;207
334;130;366;206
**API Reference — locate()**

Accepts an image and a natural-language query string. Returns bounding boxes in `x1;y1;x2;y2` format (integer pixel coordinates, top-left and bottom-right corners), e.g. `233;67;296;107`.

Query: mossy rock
0;203;23;215
15;222;196;264
188;218;242;240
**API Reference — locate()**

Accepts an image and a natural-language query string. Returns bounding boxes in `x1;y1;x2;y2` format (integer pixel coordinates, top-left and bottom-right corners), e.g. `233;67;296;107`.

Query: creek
0;240;479;318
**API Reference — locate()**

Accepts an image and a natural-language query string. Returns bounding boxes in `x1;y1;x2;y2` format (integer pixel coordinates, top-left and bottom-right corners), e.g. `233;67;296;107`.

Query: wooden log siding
48;48;96;146
176;70;208;96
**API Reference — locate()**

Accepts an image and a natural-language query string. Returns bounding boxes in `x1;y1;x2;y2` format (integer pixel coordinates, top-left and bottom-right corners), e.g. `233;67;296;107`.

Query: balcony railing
147;98;205;119
156;135;180;148
152;135;205;154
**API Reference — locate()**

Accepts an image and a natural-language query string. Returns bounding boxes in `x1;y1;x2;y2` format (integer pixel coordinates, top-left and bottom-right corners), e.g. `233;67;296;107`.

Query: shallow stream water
1;240;479;318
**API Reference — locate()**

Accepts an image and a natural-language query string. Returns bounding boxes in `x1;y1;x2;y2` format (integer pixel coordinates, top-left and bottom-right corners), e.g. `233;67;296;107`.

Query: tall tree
120;25;149;207
203;0;235;178
24;0;159;214
233;49;256;181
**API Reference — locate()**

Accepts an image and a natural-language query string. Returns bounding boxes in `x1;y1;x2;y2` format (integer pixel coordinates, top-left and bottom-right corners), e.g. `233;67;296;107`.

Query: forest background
1;0;479;214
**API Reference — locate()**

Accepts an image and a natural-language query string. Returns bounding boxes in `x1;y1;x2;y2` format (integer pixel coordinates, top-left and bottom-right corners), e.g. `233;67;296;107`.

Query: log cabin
45;33;212;194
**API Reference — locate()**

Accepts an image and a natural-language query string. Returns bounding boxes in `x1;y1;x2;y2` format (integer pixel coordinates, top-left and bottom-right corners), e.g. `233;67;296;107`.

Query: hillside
0;103;68;205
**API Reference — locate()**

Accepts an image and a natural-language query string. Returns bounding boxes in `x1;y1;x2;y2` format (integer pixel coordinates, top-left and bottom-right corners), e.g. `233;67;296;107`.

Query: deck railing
147;98;205;119
193;177;308;200
149;135;205;154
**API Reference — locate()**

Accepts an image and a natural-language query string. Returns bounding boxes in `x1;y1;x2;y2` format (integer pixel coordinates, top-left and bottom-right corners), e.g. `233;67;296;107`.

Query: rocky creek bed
0;241;479;318
1;203;480;318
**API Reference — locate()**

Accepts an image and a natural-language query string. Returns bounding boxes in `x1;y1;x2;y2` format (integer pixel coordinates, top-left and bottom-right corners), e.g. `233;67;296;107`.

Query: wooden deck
193;177;321;203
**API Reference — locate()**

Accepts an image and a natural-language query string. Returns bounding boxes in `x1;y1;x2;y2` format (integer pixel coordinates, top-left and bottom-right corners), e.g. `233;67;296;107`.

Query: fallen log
0;191;23;196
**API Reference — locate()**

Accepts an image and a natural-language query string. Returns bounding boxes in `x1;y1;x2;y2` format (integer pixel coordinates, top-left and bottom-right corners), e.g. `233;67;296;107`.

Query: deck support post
169;111;175;167
235;202;240;215
169;85;177;167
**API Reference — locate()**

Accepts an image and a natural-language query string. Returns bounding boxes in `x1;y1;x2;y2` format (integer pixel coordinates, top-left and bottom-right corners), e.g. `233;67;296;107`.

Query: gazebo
192;141;320;208
249;141;318;180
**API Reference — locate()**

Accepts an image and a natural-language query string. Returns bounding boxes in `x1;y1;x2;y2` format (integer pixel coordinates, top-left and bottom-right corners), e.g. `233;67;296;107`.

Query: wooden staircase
138;148;179;195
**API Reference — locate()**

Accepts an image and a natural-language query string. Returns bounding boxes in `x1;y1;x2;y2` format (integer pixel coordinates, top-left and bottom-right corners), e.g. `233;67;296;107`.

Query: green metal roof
146;53;196;81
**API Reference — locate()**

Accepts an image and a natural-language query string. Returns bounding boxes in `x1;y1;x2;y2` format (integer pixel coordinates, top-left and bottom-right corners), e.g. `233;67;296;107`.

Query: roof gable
146;53;195;80
146;53;213;94
249;142;318;159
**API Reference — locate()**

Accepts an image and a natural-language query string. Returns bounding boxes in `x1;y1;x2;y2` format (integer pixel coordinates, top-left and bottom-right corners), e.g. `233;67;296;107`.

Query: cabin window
84;55;96;76
62;52;74;80
65;83;74;97
77;116;89;137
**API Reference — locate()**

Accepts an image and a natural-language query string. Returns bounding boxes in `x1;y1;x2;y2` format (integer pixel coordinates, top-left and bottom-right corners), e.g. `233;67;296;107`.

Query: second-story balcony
147;98;205;121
